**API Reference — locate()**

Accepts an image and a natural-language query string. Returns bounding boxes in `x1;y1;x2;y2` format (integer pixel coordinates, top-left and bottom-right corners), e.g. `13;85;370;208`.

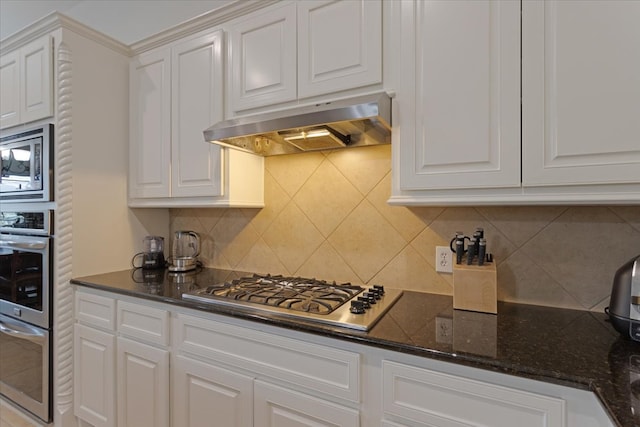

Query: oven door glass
0;313;50;422
0;138;42;193
0;235;49;328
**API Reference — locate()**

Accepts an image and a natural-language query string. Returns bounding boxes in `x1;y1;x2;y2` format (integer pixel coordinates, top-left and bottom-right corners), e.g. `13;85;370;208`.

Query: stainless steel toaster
608;254;640;341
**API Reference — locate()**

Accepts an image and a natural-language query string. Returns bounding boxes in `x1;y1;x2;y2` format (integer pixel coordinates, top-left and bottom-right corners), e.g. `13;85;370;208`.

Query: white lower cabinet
73;289;614;427
173;311;361;426
74;323;116;427
74;290;170;427
172;355;254;427
116;337;169;427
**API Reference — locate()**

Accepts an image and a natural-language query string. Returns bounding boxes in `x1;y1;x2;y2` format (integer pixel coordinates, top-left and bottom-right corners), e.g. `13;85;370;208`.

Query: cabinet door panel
129;49;171;198
298;0;382;98
254;380;359;427
171;30;224;198
74;324;115;427
117;337;169;427
21;35;53;123
383;361;565;427
398;0;520;190
230;3;297;111
522;0;640;186
173;355;253;427
0;50;20;128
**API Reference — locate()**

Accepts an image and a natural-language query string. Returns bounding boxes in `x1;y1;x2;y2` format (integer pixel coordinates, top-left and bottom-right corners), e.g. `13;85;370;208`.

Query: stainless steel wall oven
0;205;53;422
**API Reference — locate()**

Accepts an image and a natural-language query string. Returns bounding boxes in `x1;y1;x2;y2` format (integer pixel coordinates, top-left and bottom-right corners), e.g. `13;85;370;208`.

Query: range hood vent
204;92;392;156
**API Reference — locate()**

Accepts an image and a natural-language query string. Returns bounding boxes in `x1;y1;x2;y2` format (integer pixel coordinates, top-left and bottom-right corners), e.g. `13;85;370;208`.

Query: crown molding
1;1;279;57
1;12;131;56
129;0;279;54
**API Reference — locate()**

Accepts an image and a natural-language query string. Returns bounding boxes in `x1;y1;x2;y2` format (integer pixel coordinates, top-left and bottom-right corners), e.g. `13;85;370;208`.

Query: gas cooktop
181;273;402;331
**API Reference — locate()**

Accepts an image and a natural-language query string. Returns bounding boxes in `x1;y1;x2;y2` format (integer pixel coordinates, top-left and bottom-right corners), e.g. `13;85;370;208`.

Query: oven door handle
0;239;48;251
0;318;46;344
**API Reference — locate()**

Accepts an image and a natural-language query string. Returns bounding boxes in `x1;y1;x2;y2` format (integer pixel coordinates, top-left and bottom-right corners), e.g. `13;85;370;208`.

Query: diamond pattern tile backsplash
170;145;640;312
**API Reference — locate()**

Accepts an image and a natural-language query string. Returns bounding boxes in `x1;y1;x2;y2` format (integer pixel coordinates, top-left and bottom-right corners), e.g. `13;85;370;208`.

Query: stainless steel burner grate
200;274;363;315
182;272;403;331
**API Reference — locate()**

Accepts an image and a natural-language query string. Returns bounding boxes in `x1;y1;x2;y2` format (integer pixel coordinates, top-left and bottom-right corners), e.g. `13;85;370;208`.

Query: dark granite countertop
71;268;638;427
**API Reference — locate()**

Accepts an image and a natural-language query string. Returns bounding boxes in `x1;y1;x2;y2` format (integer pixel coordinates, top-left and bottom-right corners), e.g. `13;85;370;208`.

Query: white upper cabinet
522;0;640;187
0;35;53;129
130;48;172;199
129;29;264;208
397;0;520;191
229;3;297;111
0;50;21;128
228;0;383;114
393;0;640;205
171;32;224;198
297;0;382;99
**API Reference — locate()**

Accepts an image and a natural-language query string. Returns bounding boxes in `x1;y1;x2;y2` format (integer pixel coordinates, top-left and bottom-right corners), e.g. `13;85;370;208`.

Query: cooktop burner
182;273;402;331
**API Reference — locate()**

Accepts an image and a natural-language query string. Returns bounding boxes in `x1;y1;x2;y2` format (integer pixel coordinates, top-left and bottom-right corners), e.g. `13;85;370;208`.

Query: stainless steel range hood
204;92;392;156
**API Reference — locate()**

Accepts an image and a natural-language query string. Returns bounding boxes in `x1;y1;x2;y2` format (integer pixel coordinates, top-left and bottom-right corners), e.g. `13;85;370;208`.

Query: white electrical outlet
435;246;453;273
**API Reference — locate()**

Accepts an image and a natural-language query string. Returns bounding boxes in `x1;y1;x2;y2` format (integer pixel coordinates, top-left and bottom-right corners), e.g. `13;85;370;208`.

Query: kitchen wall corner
170;145;640;312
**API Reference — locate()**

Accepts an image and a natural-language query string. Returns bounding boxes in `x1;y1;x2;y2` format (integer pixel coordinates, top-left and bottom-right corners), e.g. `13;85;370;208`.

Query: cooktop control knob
356;296;371;308
363;292;377;304
368;287;382;300
373;284;385;296
350;300;366;314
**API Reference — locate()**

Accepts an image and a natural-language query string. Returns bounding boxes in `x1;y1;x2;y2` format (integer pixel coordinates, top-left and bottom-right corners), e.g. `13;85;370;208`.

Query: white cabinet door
116;337;169;427
0;50;20;128
229;2;297;111
398;0;521;191
0;35;53;129
173;355;253;427
129;48;171;198
522;0;640;187
254;380;359;427
171;30;224;198
74;324;116;427
297;0;382;98
20;35;53;124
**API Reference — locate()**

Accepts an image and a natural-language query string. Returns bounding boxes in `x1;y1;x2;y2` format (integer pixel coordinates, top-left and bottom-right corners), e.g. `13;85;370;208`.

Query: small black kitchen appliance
607;254;640;341
132;235;166;270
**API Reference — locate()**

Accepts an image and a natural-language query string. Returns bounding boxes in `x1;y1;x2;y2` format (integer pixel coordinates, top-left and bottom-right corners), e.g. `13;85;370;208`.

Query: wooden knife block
453;261;497;314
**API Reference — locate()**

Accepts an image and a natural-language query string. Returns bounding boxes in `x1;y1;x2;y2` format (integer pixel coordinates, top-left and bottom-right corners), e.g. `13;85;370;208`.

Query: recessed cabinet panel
117;337;169;427
522;0;640;186
399;0;521;190
21;36;53;123
173;355;253;427
0;51;20;128
298;0;382;98
171;31;224;198
74;324;116;427
129;49;172;198
230;3;297;111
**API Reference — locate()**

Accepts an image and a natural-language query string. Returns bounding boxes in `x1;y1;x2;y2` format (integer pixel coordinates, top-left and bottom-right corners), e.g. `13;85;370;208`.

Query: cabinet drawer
382;360;566;427
174;313;360;402
75;291;116;331
117;301;170;346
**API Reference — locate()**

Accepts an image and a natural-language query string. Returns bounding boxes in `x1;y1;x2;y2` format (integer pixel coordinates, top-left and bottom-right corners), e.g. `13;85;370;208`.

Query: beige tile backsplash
170;145;640;312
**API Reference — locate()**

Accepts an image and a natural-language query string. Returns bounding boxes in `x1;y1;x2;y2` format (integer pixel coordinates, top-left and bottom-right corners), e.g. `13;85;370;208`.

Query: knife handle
477;238;486;266
467;238;476;265
455;239;465;264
